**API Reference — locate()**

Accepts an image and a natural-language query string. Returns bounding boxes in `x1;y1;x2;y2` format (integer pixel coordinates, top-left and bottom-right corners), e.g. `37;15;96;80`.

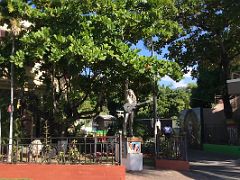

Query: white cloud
161;75;173;82
183;71;192;78
172;80;189;88
183;67;195;78
160;74;196;89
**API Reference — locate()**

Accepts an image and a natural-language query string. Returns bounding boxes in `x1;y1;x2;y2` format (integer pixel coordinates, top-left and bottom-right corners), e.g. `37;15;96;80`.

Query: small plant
42;120;52;163
57;151;65;164
12;143;19;163
68;139;80;164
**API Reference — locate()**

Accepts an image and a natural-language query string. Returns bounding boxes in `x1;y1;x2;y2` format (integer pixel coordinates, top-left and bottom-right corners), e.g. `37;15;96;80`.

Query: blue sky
133;40;196;88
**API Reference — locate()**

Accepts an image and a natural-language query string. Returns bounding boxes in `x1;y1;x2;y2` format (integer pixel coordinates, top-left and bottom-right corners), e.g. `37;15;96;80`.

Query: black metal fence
156;135;188;161
0;135;122;165
204;125;232;145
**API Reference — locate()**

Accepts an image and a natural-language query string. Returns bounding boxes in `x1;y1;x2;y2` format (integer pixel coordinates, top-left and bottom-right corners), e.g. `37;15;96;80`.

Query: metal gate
156;135;188;161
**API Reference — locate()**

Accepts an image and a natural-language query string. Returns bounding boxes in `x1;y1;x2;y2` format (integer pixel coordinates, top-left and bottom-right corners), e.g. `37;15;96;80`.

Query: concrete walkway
187;150;240;179
126;150;240;180
126;167;193;180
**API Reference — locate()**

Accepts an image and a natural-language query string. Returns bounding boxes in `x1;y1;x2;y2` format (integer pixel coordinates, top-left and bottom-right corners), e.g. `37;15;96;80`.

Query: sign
126;137;142;153
127;141;141;153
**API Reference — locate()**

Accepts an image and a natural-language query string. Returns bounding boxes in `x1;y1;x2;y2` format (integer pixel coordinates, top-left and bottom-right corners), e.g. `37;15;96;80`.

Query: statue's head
127;89;134;96
127;89;137;104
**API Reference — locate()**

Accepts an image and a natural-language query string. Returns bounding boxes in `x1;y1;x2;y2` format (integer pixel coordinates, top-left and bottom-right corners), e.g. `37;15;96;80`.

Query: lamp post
0;28;5;156
0;24;15;162
8;37;15;162
0;20;32;162
0;25;13;161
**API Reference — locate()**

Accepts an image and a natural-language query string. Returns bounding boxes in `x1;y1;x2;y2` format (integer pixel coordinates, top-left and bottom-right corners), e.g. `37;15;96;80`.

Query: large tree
0;0;191;136
190;68;222;108
138;85;191;119
167;0;240;119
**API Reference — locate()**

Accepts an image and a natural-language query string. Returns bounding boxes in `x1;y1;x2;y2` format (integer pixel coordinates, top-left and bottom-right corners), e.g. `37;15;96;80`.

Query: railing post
94;133;97;163
119;132;122;165
0;109;1;155
84;136;87;163
184;133;188;161
156;133;159;158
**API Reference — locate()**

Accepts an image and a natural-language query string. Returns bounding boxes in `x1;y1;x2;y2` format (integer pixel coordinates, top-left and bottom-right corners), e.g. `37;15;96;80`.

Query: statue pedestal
123;153;143;171
122;137;143;171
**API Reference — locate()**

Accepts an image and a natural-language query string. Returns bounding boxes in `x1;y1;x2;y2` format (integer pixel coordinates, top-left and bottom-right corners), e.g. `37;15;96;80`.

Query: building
227;72;240;95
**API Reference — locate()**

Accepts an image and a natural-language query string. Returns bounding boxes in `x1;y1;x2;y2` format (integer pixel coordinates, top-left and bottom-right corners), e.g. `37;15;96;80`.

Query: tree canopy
167;0;240;119
0;0;189;137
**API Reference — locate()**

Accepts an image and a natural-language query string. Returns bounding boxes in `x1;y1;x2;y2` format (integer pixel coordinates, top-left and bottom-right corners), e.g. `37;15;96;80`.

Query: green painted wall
203;144;240;157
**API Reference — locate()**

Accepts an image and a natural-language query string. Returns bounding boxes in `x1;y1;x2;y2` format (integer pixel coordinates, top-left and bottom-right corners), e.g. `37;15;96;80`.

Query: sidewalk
126;166;207;180
127;150;240;180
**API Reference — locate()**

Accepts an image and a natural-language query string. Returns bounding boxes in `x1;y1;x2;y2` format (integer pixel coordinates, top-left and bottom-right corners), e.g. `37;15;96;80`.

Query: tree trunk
221;53;232;119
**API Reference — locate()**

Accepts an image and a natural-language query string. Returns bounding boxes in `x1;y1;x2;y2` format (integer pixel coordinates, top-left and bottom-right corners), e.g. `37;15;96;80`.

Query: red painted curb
0;164;126;180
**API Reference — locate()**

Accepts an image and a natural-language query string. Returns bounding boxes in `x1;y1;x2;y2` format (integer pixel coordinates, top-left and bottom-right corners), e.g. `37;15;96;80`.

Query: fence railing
156;135;188;161
204;124;240;145
0;135;122;165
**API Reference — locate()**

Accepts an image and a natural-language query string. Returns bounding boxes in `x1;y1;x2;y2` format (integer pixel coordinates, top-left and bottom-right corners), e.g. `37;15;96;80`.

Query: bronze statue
123;89;137;137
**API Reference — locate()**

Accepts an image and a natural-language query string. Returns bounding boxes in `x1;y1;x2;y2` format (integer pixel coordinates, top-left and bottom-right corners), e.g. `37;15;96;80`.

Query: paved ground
126;166;194;180
126;150;240;180
188;150;240;179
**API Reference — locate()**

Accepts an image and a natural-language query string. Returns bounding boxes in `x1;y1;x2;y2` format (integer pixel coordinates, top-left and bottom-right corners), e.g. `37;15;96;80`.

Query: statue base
123;153;143;171
122;136;143;171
